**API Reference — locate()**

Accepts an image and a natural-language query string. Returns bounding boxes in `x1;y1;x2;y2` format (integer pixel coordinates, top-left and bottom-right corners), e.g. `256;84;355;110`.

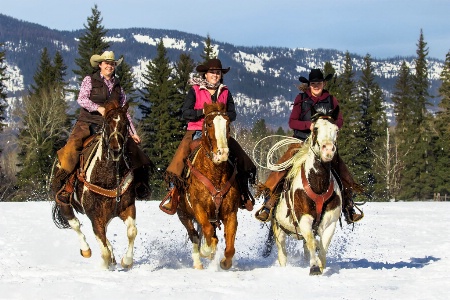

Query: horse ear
331;106;340;122
311;106;320;123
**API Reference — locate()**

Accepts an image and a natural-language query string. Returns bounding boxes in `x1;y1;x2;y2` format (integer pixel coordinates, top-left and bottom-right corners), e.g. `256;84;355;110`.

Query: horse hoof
309;265;322;276
80;248;92;258
194;264;204;270
121;258;133;269
220;258;232;270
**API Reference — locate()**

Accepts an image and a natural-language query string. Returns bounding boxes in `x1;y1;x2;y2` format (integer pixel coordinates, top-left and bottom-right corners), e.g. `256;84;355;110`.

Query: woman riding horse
255;68;363;224
52;51;151;205
161;58;256;213
270;113;342;275
176;102;241;270
52;99;140;269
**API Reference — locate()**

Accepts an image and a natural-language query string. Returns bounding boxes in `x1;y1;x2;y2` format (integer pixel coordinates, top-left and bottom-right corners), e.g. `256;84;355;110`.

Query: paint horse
177;102;241;270
51;99;138;270
270;114;342;275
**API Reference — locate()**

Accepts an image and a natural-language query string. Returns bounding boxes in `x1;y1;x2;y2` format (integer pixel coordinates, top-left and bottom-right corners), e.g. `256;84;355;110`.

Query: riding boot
134;165;151;199
160;182;180;215
332;154;364;223
52;168;72;204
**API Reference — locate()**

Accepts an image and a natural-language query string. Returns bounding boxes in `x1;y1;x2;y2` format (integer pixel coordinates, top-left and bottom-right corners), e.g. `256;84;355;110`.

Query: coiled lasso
252;135;301;172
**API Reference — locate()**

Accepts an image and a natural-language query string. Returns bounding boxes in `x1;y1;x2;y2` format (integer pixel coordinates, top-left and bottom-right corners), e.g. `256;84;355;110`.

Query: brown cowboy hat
299;68;333;84
90;51;123;68
196;58;230;74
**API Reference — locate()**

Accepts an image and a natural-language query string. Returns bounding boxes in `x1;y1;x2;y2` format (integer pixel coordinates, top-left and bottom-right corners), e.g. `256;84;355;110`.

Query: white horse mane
286;136;312;180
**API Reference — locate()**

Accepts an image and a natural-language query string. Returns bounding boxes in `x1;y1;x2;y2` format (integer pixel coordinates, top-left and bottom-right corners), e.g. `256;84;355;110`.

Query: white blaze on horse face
212;115;229;163
315;119;338;162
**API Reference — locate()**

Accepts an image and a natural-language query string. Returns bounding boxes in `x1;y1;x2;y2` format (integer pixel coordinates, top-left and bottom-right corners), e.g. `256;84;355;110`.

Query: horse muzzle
212;147;229;164
320;142;336;162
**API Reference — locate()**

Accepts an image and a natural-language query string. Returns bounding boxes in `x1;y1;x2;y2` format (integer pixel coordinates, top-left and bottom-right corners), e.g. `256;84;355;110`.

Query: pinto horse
177;102;241;270
51;99;138;270
269;115;341;275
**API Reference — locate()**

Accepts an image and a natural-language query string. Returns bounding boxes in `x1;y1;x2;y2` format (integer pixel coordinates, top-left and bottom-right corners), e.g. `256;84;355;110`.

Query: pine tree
399;30;434;199
391;61;415;199
200;34;217;64
172;52;195;139
434;50;450;197
323;61;337;94
73;5;109;87
139;40;179;197
332;52;363;183
16;51;69;198
30;48;53;95
0;43;7;132
354;54;388;199
115;58;138;118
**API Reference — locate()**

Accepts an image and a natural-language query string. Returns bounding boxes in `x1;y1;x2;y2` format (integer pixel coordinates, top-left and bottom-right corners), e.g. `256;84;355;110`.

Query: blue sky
3;0;450;60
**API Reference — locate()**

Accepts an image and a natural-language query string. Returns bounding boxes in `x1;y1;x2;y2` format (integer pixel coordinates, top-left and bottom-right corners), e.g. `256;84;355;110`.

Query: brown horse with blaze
176;102;241;270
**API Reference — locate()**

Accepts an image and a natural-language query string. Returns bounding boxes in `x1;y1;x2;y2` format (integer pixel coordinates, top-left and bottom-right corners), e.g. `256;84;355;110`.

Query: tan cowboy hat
196;58;230;74
90;51;123;68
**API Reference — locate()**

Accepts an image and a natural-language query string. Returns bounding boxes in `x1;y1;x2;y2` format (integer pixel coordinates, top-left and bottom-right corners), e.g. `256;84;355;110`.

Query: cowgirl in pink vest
162;59;256;213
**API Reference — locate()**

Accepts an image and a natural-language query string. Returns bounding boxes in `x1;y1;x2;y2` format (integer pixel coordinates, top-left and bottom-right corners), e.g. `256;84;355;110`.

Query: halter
202;110;229;161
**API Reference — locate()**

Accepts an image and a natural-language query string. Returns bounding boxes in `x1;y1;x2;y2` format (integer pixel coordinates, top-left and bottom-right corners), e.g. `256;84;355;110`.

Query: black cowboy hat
196;58;230;74
299;68;333;84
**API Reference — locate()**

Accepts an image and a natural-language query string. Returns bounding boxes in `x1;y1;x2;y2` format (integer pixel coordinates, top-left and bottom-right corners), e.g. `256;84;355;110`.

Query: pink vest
187;85;229;130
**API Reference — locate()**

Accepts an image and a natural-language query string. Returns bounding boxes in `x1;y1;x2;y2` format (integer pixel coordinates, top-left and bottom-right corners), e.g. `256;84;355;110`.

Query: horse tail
51;202;71;229
262;225;275;258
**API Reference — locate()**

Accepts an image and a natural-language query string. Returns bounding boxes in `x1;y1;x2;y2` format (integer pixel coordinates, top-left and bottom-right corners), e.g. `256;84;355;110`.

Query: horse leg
220;212;238;270
92;221;114;270
177;211;202;269
272;221;288;267
118;204;137;269
317;219;338;272
299;216;321;275
196;211;217;259
57;204;92;258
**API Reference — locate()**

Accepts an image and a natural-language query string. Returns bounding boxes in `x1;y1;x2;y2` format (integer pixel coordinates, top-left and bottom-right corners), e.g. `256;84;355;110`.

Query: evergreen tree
0;43;7;132
354;54;388;199
115;58;138;118
323;61;337;95
172;52;195;136
332;52;363;183
434;50;450;196
73;5;109;87
139;40;179;197
399;30;434;199
200;34;217;64
30;48;53;95
391;61;415;199
16;51;69;198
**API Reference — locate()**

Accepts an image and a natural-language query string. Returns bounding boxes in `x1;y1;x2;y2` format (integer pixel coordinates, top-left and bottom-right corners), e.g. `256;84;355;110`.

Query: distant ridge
0;13;443;128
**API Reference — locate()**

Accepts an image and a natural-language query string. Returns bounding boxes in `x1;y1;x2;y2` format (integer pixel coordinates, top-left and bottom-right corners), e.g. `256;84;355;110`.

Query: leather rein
76;117;133;204
186;158;237;226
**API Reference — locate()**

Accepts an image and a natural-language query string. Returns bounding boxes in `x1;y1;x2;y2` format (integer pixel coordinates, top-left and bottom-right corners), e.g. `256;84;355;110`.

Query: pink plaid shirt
78;75;137;135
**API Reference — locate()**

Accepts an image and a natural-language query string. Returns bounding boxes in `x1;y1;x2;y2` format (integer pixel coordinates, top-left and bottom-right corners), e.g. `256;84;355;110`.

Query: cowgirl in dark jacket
255;68;363;224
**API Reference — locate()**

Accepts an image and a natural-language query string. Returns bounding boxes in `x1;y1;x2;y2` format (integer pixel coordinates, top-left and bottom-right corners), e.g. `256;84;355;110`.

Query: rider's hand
310;122;314;131
97;106;105;116
131;134;141;144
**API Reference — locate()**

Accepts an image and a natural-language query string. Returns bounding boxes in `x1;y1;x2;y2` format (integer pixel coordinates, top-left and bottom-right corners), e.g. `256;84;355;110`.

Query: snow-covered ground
0;200;448;299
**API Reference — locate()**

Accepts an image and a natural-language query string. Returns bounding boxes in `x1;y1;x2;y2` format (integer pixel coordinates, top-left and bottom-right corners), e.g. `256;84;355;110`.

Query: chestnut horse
177;102;241;270
269;116;342;275
51;99;138;270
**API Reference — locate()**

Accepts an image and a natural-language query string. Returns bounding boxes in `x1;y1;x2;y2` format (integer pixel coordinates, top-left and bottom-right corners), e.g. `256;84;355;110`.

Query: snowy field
0;200;449;300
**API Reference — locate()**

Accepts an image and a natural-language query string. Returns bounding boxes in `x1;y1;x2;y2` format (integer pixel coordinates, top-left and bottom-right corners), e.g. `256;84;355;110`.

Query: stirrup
159;188;179;215
255;206;272;223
